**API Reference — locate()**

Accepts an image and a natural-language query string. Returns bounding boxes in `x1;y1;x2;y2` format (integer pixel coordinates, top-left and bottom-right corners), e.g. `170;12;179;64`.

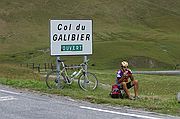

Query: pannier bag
110;84;120;98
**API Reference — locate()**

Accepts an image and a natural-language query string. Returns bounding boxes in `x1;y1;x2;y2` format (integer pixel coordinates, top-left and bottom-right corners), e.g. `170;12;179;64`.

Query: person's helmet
121;61;128;68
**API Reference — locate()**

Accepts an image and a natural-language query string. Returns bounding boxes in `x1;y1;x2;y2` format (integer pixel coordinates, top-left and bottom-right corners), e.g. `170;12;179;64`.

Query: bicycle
45;59;98;91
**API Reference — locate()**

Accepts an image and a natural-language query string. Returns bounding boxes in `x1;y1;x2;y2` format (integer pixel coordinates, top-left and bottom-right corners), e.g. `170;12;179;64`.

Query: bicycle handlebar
57;59;65;62
57;59;89;68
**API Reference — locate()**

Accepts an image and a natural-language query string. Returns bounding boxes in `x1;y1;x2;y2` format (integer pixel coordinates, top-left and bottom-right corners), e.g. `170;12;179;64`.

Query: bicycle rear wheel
78;72;98;91
46;71;66;89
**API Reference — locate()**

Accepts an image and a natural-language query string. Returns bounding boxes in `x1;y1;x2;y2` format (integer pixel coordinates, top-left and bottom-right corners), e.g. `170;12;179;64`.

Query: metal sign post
84;56;88;73
56;56;61;87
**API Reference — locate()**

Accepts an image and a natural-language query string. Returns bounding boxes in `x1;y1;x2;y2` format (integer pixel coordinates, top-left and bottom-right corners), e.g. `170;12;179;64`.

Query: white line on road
80;106;162;119
0;96;17;101
0;89;20;95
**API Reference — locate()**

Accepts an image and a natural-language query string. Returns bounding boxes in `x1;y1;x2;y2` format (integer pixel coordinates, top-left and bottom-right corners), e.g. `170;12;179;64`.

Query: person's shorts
117;81;134;89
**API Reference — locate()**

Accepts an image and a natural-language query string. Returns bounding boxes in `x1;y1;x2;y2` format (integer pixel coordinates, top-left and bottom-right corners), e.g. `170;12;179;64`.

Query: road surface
133;70;180;75
0;85;179;119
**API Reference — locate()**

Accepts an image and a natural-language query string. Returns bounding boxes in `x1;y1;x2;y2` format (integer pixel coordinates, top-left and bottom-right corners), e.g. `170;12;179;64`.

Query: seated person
116;61;139;100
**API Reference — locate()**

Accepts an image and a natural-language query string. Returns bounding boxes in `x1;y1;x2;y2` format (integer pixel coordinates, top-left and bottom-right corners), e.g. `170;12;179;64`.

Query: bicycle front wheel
46;71;66;89
78;72;98;91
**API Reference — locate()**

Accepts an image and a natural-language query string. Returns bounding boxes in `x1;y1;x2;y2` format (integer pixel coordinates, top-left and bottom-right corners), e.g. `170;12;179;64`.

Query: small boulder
177;92;180;103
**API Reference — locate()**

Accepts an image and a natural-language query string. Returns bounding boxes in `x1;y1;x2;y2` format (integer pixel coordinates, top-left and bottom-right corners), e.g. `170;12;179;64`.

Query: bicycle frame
59;61;87;84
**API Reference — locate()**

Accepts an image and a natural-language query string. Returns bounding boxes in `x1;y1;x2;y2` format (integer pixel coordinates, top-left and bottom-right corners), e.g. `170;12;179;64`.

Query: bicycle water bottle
71;71;77;77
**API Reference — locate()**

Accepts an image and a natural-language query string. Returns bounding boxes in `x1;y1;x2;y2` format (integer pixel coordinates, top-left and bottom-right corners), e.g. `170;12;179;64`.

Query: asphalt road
0;85;180;119
133;70;180;75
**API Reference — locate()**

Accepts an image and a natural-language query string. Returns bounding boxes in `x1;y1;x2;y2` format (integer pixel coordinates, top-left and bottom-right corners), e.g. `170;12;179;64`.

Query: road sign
50;20;92;55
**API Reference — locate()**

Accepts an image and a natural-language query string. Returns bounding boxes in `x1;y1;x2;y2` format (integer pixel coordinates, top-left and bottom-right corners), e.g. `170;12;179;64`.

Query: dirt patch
112;56;173;69
127;56;172;69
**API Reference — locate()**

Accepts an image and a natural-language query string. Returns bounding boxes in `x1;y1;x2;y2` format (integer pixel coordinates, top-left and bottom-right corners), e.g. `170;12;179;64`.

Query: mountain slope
0;0;180;69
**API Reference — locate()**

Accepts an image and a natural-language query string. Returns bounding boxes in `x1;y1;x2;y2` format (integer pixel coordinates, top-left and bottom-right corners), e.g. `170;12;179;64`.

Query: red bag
110;84;120;98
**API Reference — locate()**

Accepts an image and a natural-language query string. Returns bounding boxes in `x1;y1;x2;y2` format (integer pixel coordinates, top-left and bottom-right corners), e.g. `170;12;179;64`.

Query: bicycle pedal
55;79;58;83
85;80;89;83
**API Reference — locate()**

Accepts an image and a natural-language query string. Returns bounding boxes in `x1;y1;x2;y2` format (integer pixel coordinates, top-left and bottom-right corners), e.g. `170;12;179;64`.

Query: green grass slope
0;0;180;70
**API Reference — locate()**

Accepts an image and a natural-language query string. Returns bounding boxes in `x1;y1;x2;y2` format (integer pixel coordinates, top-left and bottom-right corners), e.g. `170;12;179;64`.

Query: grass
0;0;180;70
0;64;179;116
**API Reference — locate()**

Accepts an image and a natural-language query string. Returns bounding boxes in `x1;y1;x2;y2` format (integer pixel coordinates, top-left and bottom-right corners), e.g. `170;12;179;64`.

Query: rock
177;92;180;103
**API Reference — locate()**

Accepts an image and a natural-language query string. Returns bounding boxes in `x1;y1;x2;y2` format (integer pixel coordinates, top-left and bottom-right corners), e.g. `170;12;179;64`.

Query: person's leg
132;80;139;97
121;82;131;98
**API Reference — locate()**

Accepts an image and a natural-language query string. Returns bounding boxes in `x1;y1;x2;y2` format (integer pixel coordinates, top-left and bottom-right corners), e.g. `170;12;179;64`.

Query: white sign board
50;20;92;56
